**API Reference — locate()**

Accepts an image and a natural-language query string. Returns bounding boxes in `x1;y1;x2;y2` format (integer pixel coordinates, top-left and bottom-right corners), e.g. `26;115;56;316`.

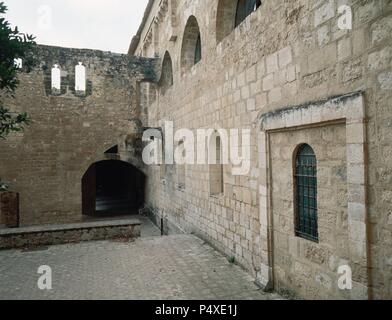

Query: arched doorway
82;160;145;217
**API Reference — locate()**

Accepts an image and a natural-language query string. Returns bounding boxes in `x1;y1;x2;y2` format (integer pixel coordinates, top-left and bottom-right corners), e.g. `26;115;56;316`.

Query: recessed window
216;0;262;43
180;15;202;74
235;0;262;27
194;34;202;65
210;134;224;196
159;51;174;94
294;144;319;242
177;141;186;189
51;64;61;94
75;62;86;93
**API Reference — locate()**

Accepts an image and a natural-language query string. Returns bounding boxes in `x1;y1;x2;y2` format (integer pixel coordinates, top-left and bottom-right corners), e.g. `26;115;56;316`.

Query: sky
4;0;149;53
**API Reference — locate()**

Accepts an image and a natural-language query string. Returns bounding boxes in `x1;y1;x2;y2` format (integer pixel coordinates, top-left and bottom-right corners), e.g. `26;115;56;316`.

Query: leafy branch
0;1;36;139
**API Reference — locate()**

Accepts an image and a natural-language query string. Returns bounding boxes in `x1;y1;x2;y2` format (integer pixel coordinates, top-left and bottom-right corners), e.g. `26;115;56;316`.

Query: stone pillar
257;130;273;290
0;192;20;228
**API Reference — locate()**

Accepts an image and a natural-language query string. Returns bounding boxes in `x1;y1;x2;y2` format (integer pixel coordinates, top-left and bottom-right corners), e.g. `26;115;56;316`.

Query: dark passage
82;160;145;217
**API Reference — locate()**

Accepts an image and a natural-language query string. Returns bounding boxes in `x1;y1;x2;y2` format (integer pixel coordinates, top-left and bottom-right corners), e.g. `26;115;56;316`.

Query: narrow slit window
294;144;319;242
210;135;224;196
194;33;202;65
177;141;186;189
51;64;61;93
75;62;86;93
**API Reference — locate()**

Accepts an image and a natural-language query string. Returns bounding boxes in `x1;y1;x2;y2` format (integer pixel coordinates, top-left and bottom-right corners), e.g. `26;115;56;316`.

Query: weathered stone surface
0;219;141;250
0;192;20;228
378;71;392;90
1;0;391;300
0;45;157;226
131;1;392;299
0;234;282;300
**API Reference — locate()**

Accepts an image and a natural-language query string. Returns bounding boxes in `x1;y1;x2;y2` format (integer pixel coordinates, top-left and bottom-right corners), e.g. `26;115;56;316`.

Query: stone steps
0;218;141;250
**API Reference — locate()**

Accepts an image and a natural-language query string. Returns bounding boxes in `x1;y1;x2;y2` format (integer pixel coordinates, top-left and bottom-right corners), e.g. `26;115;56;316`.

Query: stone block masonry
0;45;158;226
1;0;392;300
0;219;141;250
0;192;20;228
132;0;392;299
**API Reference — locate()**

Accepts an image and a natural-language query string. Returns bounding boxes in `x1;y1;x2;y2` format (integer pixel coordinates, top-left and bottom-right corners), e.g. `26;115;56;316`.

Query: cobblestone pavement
0;234;281;300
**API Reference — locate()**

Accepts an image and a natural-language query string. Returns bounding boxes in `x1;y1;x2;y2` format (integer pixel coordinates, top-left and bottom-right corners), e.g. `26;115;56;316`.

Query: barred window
294;144;319;242
235;0;262;27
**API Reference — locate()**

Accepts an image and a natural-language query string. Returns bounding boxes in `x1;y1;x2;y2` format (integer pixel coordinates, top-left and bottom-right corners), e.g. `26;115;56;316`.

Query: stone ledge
0;219;141;250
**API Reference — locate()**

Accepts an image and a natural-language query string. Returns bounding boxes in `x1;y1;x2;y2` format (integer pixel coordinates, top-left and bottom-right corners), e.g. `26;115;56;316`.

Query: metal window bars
295;144;319;242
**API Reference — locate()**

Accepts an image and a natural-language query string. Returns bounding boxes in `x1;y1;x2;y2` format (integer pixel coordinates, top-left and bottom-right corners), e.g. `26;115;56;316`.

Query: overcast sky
4;0;148;53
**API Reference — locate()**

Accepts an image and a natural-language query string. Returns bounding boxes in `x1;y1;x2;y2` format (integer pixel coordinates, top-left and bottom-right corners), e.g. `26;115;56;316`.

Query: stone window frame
159;51;174;95
177;140;186;191
293;143;319;243
235;0;262;28
216;0;263;44
75;62;87;97
257;91;369;299
209;133;225;197
180;15;202;75
51;64;61;95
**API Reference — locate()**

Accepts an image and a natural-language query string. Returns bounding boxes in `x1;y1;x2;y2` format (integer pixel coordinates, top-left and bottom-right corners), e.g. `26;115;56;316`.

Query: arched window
235;0;262;27
216;0;262;43
159;51;174;94
51;64;61;94
294;144;319;242
210;134;224;196
181;16;202;74
75;62;86;93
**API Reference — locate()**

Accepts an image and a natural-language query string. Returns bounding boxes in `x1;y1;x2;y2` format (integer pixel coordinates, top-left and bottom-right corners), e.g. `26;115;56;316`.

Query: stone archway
82;160;145;217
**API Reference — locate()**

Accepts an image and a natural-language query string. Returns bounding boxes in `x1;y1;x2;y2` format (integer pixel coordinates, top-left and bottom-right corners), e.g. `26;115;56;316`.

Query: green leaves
0;177;10;191
0;1;36;139
0;105;30;139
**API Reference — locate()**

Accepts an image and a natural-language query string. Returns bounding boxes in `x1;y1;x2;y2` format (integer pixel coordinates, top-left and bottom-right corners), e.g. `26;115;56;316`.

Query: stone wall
270;123;348;299
0;219;141;250
133;0;392;299
0;45;156;226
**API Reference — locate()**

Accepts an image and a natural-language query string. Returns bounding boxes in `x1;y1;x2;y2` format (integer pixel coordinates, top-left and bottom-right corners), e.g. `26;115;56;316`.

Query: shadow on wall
82;160;145;217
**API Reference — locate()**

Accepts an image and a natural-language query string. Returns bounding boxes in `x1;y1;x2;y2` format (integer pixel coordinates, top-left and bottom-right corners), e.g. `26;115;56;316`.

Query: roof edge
128;0;155;56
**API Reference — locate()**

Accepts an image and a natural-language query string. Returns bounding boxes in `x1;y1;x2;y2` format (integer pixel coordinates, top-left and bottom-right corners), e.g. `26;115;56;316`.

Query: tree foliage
0;1;37;139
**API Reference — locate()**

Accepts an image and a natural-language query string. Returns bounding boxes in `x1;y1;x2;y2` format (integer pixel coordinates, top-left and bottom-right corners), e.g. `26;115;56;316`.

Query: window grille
294;144;319;242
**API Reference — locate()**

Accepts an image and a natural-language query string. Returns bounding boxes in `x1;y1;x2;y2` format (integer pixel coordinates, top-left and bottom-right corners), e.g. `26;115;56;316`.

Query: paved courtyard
0;227;281;300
